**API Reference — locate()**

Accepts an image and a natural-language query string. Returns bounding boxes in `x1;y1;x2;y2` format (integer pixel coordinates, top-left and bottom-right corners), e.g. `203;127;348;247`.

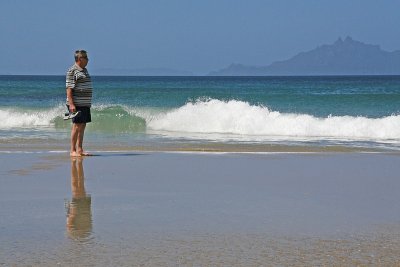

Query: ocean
1;75;400;152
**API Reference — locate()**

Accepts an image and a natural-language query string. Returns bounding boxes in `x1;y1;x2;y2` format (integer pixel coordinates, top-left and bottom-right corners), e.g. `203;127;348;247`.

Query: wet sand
1;152;400;266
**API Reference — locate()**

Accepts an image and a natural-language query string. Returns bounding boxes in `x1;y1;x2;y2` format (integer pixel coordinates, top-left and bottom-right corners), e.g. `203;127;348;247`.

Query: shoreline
1;139;398;154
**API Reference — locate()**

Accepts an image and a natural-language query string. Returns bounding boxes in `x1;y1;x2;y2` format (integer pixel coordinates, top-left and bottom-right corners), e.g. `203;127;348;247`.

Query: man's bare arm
66;88;76;112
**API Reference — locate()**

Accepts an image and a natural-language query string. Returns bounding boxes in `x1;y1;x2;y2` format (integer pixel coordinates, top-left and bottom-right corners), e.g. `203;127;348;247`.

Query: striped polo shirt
66;64;93;107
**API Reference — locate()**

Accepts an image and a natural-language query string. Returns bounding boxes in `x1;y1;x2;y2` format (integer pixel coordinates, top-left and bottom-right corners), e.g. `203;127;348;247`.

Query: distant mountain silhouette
209;37;400;76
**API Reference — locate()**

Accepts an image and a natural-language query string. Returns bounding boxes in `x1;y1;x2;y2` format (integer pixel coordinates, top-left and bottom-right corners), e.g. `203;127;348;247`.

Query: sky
1;0;400;75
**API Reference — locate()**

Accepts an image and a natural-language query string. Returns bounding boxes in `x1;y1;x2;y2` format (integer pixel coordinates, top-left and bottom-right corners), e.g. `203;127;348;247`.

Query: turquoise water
1;75;400;151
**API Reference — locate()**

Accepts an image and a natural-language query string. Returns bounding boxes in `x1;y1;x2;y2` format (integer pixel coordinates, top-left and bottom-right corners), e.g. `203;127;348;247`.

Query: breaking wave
0;106;64;128
1;100;400;141
147;99;400;140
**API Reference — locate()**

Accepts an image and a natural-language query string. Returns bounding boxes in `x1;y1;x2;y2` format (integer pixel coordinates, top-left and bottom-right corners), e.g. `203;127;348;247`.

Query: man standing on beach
66;50;93;157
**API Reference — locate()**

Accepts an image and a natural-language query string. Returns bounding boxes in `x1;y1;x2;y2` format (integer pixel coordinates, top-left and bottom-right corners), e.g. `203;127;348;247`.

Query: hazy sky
1;0;399;75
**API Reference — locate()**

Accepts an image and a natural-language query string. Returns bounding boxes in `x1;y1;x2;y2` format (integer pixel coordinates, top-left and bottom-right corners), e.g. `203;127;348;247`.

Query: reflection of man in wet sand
66;157;92;240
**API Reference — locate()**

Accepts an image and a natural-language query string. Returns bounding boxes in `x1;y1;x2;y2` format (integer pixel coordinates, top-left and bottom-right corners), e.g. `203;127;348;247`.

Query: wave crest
147;99;400;140
2;100;400;141
0;107;63;128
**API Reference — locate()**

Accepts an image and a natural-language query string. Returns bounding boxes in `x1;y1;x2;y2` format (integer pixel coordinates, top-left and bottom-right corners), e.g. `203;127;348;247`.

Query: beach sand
1;152;400;266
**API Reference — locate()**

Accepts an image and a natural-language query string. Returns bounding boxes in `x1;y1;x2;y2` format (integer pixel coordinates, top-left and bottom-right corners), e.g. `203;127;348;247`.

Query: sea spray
2;100;400;141
0;105;147;133
147;99;400;140
0;106;64;129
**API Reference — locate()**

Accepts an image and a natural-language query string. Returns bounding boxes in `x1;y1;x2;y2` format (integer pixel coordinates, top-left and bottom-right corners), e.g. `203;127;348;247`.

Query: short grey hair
74;50;88;62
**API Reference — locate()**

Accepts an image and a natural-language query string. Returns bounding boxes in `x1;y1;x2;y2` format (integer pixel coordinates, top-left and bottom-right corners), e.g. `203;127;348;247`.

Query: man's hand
69;104;76;113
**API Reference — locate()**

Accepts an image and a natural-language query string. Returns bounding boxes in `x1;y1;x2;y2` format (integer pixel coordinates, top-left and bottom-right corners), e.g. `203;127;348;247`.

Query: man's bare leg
70;123;80;157
76;123;90;156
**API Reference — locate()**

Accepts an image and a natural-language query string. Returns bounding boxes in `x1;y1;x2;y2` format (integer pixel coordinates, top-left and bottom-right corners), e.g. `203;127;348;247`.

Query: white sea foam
2;101;400;143
0;106;64;129
147;99;400;141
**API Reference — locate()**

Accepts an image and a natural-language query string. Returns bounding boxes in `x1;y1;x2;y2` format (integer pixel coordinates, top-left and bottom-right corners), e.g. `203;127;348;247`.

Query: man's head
75;50;89;68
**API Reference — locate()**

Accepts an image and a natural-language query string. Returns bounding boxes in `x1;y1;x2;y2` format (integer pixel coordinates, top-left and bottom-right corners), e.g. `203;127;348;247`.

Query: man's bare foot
77;151;92;156
70;151;82;157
